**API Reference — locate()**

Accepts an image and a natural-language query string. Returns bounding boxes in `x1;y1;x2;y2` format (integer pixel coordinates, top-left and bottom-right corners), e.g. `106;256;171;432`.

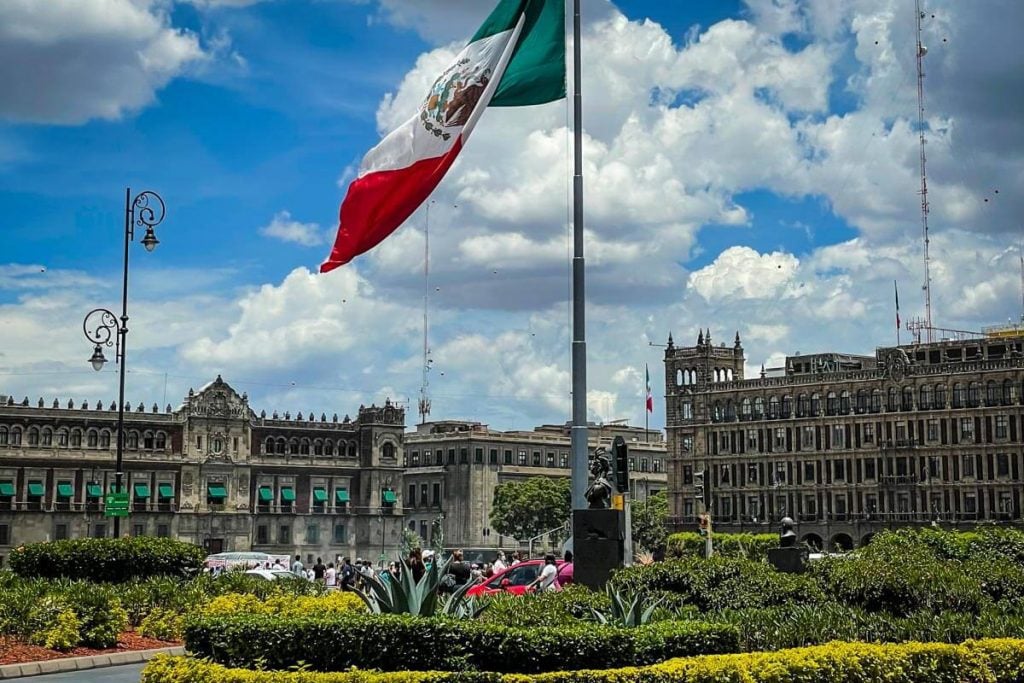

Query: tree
632;490;668;553
490;477;571;542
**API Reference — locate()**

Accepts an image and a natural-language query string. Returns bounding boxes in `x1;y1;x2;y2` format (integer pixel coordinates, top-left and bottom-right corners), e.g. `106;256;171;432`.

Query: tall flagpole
570;0;588;510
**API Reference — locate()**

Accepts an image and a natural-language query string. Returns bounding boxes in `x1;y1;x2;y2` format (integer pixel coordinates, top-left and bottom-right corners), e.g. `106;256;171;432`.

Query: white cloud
260;211;326;247
0;0;207;124
688;246;799;302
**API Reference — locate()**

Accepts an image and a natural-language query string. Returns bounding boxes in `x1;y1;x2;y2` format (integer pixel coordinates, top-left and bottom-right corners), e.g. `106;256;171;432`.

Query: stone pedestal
767;546;808;574
573;508;625;589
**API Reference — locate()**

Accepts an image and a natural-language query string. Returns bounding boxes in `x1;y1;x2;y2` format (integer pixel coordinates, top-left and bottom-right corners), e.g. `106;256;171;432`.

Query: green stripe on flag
492;0;566;107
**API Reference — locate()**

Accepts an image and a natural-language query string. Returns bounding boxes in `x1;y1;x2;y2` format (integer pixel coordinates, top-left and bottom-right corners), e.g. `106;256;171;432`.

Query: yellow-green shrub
142;639;1024;683
200;591;365;618
29;608;81;652
139;607;185;641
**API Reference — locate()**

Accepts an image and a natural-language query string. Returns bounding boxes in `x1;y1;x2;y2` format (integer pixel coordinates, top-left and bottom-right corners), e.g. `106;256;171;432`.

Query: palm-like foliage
590;586;663;627
353;555;484;618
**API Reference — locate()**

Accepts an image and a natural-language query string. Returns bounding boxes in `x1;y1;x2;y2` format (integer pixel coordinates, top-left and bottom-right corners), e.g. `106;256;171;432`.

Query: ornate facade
664;328;1024;550
404;421;668;551
0;376;406;566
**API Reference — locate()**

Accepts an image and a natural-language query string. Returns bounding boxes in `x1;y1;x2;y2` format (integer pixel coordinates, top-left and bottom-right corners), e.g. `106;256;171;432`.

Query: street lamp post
82;188;166;538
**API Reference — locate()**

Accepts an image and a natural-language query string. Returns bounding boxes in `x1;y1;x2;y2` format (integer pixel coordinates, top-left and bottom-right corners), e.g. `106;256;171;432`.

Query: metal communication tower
915;0;934;342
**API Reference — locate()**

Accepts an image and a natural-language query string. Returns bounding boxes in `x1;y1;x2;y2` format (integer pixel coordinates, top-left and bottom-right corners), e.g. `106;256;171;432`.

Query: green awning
56;482;74;498
280;487;295;502
382;489;397;504
134;484;150;499
0;481;15;497
335;488;350;503
86;483;102;498
27;482;45;497
158;484;174;499
313;487;328;503
258;486;273;502
207;484;227;499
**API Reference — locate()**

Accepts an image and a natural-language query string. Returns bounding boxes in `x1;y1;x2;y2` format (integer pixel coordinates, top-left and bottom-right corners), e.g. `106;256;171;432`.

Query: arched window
741;398;752;420
99;430;111;449
952;383;965;408
382;442;396;460
753;397;764;418
87;429;98;448
264;437;274;454
856;389;867;412
676;369;683;386
968;382;981;407
797;393;809;417
726;368;734;381
725;399;736;422
781;395;793;418
41;428;52;447
275;438;286;454
871;389;882;412
0;427;7;446
1002;379;1013;405
986;381;999;406
27;427;39;446
313;440;323;456
840;390;851;414
127;431;139;449
288;439;300;455
155;432;166;450
689;369;697;385
768;396;780;419
71;429;82;448
919;385;932;410
901;387;913;411
934;384;947;408
57;428;68;447
712;402;723;422
143;431;154;449
887;387;898;412
713;368;719;383
300;439;310;455
348;442;358;458
810;393;821;417
826;391;837;416
324;440;334;456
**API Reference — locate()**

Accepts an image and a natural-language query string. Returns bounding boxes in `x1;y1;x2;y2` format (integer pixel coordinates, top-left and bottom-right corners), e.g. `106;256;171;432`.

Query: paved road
8;663;146;682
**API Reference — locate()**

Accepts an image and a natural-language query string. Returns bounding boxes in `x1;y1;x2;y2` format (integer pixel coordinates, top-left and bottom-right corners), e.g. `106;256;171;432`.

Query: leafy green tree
632;490;668;552
490;477;571;542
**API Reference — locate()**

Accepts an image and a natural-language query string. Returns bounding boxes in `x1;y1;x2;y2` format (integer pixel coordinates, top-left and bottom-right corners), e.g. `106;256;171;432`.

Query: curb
0;646;185;680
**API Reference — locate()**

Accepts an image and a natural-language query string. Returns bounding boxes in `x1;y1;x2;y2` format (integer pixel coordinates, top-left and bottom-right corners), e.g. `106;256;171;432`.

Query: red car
466;559;569;597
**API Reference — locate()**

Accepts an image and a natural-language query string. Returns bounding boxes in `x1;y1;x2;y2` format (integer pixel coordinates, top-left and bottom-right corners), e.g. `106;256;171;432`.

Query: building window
307;525;319;544
997;453;1010;477
864;459;876;480
504;450;513;465
870;390;882;413
132;524;145;537
640;458;649;472
196;435;203;451
964;493;977;515
834;496;847;521
719;432;729;451
803;462;815;481
927;419;939;442
683;465;693;485
998;492;1013;517
682;435;694;453
92;524;106;539
517;450;527;466
746;464;757;484
333;524;346;543
683;500;694;518
432;483;441;506
407;484;416;507
863;423;875;444
831;425;844;449
279;525;291;545
410;451;420;466
54;524;68;540
774;428;786;450
801;426;814;450
720;497;732;518
995;415;1009;439
960;418;974;442
420;484;429;506
546;452;555;467
87;430;98;448
773;464;786;485
156;524;170;538
803;496;817;518
448;449;456;465
474;448;483;464
834;460;845;481
746;430;758;450
489;449;498;464
419;521;428;540
560;452;569;468
459;448;468;464
962;454;975;478
532;451;541;466
682;401;693;420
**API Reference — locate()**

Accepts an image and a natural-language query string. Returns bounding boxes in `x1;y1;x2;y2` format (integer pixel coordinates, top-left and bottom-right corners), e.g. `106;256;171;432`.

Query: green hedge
610;556;825;612
184;613;739;674
10;537;204;582
667;532;778;560
478;586;612;628
141;639;1024;682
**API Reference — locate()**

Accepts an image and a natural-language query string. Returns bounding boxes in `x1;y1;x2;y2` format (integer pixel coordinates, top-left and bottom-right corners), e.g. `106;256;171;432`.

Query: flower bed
0;632;177;666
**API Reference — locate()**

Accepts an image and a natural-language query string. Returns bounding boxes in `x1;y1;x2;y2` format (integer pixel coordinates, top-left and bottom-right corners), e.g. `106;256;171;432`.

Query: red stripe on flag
320;138;465;273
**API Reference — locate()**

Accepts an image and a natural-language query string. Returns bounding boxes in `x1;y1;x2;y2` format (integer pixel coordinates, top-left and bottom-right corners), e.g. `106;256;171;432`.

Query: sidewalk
0;646;185;680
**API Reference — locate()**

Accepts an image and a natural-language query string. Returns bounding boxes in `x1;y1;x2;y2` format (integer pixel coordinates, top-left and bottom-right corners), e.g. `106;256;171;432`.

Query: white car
244;569;301;581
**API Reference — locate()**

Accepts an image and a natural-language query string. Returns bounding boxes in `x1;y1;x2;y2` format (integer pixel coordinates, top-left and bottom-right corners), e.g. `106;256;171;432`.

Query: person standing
449;549;471;588
291;555;304;577
492;551;507;574
406;547;426;583
313;557;327;583
557;550;574;586
325;562;337;589
527;554;559;592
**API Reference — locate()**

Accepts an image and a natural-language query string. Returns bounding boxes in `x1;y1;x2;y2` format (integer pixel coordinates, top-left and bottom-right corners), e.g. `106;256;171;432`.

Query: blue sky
1;0;1022;432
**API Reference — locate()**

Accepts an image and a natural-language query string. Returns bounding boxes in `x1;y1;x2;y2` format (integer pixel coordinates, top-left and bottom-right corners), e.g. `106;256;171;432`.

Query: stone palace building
664;326;1024;551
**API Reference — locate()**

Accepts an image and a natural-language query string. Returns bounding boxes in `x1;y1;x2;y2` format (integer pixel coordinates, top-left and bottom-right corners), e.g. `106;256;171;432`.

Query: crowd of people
218;548;575;593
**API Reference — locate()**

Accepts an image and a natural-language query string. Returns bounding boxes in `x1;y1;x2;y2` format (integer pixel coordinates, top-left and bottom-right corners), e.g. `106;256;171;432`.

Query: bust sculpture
584;452;613;509
779;516;797;548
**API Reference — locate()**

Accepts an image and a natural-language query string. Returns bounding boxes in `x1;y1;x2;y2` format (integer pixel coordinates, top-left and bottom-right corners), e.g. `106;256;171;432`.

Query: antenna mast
418;203;432;425
915;0;934;342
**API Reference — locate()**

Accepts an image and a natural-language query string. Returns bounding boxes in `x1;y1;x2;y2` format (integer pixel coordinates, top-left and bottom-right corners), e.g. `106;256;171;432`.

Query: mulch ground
0;632;179;665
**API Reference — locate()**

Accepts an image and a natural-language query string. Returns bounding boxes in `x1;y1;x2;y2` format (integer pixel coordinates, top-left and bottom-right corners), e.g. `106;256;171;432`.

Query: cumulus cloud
688;247;799;302
260;211;327;247
0;0;207;124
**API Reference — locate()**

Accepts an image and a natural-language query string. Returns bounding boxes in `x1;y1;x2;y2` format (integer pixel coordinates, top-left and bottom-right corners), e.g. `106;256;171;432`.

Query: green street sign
104;491;130;518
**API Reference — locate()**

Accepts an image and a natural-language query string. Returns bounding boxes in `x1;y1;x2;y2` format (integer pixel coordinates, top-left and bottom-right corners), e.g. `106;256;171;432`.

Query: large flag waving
320;0;566;273
645;364;653;413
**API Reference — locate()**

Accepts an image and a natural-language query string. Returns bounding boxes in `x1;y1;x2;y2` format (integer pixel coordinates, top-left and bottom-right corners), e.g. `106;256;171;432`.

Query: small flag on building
894;280;901;329
320;0;566;273
645;363;653;413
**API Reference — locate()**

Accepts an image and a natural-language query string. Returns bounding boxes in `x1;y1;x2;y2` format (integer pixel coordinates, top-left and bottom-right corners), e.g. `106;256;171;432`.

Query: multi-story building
404;420;668;551
664;327;1024;551
0;376;406;566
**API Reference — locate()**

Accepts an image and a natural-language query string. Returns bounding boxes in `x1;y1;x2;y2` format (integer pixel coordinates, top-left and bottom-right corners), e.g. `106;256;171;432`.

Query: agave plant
353;554;483;618
590;585;663;628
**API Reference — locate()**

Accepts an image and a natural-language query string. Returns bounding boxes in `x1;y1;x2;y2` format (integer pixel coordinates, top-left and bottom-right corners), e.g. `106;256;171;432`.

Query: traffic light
694;470;705;505
611;436;629;493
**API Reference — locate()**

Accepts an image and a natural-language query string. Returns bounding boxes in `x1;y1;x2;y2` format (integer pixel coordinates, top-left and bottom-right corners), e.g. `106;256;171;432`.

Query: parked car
466;559;567;597
244;568;301;581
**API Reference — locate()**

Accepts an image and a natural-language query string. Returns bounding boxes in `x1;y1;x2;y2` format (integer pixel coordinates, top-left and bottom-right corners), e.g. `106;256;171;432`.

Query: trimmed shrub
610;556;826;611
184;612;739;673
141;639;1024;683
68;587;129;648
667;532;778;560
201;591;365;618
479;585;611;628
10;537;204;582
138;607;185;642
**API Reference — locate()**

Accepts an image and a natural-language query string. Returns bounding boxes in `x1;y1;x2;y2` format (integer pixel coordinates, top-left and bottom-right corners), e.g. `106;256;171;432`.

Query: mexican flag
320;0;566;273
646;364;653;413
